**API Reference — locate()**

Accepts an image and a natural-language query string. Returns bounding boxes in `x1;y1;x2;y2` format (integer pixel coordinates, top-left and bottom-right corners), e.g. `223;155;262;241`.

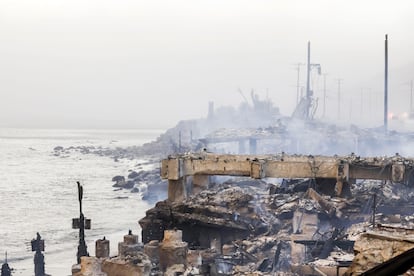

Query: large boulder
112;175;125;182
124;180;135;189
112;176;128;188
128;171;140;179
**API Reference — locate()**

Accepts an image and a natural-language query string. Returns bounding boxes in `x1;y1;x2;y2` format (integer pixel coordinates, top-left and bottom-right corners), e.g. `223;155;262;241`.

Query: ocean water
0;128;164;275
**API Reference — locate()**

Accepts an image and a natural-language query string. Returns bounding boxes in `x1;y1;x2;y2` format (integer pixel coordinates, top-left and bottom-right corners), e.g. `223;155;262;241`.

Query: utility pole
306;41;311;119
323;73;328;118
304;41;321;119
384;34;388;132
295;63;305;104
336;78;343;121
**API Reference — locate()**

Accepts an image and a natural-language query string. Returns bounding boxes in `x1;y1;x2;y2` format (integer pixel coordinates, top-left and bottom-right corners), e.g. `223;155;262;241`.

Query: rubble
42;89;414;275
139;177;346;274
136;152;414;275
68;150;414;275
73;231;151;276
55;101;414;275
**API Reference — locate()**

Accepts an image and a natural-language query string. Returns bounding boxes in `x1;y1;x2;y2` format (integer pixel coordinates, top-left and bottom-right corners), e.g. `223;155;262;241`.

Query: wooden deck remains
161;153;412;202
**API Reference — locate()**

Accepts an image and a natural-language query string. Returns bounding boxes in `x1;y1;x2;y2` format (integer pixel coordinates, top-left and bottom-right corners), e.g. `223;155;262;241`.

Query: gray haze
0;0;413;129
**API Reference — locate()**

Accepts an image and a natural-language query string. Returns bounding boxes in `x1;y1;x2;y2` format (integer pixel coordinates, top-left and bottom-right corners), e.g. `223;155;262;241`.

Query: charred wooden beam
161;153;412;201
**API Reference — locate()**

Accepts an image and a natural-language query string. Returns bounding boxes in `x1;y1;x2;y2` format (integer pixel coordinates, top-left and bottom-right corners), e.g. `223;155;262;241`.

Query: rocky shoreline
52;144;168;204
111;167;167;204
49;119;205;205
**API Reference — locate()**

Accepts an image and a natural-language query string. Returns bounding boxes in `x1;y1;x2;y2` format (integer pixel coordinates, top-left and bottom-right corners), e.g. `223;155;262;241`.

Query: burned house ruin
138;152;414;275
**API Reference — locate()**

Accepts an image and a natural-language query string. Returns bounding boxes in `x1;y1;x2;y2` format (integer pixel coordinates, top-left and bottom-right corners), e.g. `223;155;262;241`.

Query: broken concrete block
102;254;151;276
143;240;159;263
118;231;143;257
159;229;188;272
96;238;110;259
79;256;106;276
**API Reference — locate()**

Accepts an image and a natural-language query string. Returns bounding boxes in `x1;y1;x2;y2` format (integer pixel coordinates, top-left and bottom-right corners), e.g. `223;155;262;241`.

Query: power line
335;78;343;121
323;73;328;118
294;63;305;105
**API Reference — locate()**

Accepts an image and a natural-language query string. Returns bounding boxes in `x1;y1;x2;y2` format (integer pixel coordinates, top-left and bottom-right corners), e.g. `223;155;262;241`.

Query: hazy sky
0;0;413;129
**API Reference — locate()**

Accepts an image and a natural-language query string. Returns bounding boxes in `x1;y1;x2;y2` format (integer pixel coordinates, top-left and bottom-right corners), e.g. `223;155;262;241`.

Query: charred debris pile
137;153;414;275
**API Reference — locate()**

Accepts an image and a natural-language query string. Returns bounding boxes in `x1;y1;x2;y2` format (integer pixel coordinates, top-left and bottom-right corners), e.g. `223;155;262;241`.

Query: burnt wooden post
372;192;377;227
72;182;91;264
31;233;45;276
1;252;11;276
